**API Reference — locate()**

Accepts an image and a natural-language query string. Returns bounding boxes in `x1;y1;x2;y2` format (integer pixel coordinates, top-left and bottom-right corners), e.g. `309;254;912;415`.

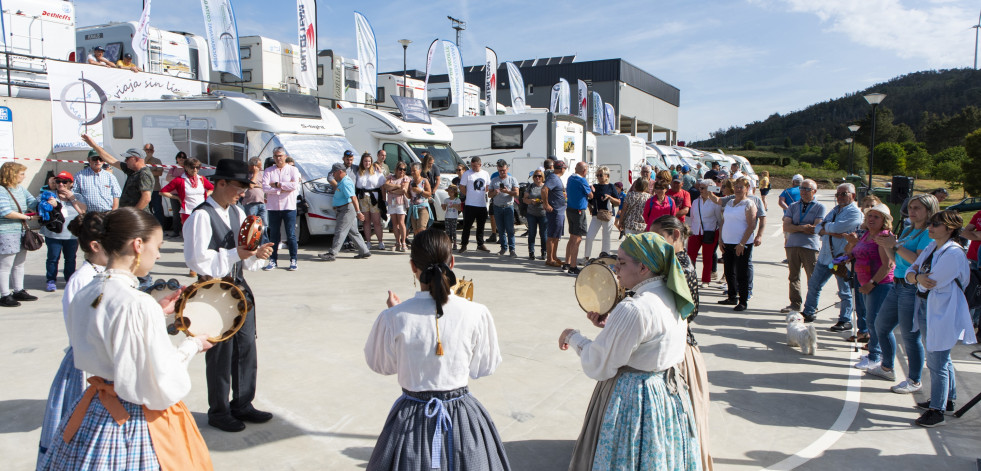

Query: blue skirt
368;387;511;471
592;369;701;471
37;347;86;470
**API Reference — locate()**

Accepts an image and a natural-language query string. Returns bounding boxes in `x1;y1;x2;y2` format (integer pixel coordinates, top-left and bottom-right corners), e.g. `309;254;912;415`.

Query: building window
221;70;253;83
377;87;385;102
111;117;133;139
240;46;252;60
317;65;324;86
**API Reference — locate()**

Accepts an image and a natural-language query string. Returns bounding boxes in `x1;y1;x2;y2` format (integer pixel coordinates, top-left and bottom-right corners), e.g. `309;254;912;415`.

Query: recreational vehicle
375;74;427;103
593;134;648;186
1;0;77;98
213;36;305;97
440;111;588;185
75;22;210;81
428;82;480;117
332;106;464;221
101;91;355;242
314;50;370;106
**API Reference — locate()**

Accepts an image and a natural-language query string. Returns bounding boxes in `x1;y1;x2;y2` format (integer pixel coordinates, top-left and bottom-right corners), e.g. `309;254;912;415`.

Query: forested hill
691;68;981;152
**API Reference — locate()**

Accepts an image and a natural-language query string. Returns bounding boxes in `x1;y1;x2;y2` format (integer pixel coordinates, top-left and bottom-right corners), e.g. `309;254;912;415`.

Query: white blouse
690;197;722;235
356;171;386;190
568;277;688;381
364;291;502;392
67;270;203;410
61;261;103;330
721;198;755;245
181;177;207;215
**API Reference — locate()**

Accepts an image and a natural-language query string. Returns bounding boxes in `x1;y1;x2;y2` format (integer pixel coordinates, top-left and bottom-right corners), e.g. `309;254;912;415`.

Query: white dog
786;311;818;355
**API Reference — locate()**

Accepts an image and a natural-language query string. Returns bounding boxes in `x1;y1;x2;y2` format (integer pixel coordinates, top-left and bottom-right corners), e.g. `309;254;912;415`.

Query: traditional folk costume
566;233;701;471
37;261;103;468
364;288;511;471
39;270;212;470
675;251;713;471
184;195;264;423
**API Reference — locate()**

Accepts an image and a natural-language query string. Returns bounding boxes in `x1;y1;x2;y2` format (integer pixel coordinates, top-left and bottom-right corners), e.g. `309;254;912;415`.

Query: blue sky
76;0;981;142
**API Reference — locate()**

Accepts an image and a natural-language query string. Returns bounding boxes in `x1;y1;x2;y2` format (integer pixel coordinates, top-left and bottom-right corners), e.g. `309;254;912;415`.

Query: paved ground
2;189;980;470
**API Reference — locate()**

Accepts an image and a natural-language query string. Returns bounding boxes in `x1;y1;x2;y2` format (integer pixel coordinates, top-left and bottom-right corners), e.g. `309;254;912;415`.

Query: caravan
428;82;480;117
1;0;77;98
100;91;355;243
593;134;648;186
212;36;306;96
76;22;210;81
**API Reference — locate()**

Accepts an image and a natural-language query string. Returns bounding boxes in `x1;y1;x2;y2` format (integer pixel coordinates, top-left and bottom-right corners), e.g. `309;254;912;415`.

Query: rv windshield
249;133;353;181
407;143;465;174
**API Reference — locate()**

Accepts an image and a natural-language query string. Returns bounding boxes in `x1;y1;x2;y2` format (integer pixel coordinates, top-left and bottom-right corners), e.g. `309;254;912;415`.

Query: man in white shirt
458;157;492;253
184;159;274;433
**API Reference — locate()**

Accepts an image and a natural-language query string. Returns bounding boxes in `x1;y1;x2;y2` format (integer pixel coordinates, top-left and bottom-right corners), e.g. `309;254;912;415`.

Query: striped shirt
73;167;121;212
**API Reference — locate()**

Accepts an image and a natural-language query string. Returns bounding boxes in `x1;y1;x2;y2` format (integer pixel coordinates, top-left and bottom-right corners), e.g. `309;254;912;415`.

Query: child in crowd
442;185;462;249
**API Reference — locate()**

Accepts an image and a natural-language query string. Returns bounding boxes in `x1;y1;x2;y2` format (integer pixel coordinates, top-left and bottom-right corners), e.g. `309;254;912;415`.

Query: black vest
192;201;247;285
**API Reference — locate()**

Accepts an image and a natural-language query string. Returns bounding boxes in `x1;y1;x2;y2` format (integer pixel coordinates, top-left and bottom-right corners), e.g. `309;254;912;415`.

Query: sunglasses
55;179;71;185
89;157;103;162
836;192;850;196
800;187;816;192
929;221;949;228
396;167;406;171
187;166;201;170
533;174;543;178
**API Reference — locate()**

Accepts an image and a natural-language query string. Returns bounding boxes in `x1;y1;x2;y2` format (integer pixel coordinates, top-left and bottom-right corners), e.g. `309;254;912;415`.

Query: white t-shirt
460;169;491;207
182;178;206;215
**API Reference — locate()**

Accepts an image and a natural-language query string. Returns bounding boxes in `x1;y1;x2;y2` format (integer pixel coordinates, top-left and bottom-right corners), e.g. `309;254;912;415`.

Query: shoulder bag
4;187;43;251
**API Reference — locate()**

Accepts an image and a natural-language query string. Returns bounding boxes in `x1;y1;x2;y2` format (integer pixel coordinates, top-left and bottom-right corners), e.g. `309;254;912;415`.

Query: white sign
47;62;202;152
0;107;13;158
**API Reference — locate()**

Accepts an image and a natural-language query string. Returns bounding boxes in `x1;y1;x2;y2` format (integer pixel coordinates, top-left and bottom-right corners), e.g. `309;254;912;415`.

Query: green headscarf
620;232;695;319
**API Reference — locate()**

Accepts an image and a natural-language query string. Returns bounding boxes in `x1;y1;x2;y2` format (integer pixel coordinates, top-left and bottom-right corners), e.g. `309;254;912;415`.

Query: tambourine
452;277;474;301
238;215;264;250
172;278;249;343
575;259;625;315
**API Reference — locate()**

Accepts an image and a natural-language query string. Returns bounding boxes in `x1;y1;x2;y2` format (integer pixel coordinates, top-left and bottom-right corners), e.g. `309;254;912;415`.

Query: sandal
847;333;871;343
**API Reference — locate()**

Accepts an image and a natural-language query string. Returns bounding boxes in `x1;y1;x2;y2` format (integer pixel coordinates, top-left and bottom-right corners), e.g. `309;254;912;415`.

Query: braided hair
410;229;457;356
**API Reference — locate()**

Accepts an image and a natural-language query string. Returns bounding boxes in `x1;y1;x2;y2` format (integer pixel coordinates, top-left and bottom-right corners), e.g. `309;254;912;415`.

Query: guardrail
0;50;51;96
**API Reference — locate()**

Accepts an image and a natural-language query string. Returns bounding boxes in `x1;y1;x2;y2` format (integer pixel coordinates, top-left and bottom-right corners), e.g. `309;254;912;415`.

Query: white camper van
76;23;209;81
213;36;306;97
376;74;427;102
314;50;370;106
101;91;355;243
593;134;648;187
440;111;588;184
428;82;480;117
332;106;464;221
1;0;76;98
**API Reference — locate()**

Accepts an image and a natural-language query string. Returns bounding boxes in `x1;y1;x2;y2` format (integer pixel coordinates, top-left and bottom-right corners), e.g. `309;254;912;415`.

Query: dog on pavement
786;311;817;355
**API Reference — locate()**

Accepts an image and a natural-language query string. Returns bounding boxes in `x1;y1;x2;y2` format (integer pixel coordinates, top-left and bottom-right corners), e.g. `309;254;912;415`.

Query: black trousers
460;205;488;248
722;243;752;304
205;286;258;418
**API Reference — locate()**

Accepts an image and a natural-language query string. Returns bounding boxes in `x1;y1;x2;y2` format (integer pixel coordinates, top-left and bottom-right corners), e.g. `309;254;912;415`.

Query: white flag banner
132;0;152;70
558;78;571;115
354;12;377;100
47;61;202;152
591;91;603;133
423;39;440;104
442;41;464;117
296;0;317;90
199;0;242;77
484;47;497;116
505;62;526;114
604;102;616;135
549;83;560;113
577;79;588;121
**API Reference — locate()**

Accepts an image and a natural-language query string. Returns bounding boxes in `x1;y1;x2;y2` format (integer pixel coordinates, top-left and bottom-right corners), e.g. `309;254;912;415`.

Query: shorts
359;194;380;214
567;208;587;236
388;203;406;215
546;210;565;239
760;188;771;196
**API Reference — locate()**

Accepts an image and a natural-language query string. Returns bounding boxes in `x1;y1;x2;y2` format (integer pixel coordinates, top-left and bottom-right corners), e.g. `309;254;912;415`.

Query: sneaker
891;379;922;394
457;246;467;254
498;248;507;256
916;399;955;413
865;364;896;381
734;303;747;311
561;263;570;272
45;280;56;292
915;409;946;428
354;252;372;259
377;242;385;250
0;294;20;307
476;245;491;252
262;261;277;271
12;290;37;301
567;267;581;276
528;253;536;261
853;355;872;371
288;260;297;271
487;234;498;243
780;305;801;313
717;298;738;305
829;321;853;332
318;253;336;262
802;314;817;323
509;250;517;258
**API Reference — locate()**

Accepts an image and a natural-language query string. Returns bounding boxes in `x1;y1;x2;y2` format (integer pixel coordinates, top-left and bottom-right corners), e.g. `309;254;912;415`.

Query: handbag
4;186;43;251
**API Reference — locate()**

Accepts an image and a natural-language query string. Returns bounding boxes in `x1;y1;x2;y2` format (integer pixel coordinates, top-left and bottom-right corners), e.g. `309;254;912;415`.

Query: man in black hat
86;46;117;68
184;158;275;432
117;52;140;72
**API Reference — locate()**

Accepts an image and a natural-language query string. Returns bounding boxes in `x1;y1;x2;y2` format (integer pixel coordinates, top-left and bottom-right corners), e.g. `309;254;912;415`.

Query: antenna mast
447;16;466;47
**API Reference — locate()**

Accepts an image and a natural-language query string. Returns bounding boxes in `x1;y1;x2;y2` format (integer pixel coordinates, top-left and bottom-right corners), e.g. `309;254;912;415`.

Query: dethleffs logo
42;10;73;21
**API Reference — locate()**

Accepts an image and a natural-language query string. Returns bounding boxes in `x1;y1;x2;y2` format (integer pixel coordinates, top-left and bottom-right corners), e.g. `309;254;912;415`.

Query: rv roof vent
262;91;322;119
211;90;250;99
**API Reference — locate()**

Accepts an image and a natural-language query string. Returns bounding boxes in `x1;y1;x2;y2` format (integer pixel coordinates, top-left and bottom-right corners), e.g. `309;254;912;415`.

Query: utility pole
447;16;466;47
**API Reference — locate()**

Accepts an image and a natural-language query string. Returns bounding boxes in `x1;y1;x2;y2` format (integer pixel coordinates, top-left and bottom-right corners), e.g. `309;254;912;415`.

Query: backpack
956;267;981;310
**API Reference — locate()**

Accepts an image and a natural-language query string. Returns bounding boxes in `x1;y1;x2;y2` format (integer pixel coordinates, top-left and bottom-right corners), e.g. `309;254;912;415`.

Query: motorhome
593;134;648;186
1;0;77;98
332;106;464;221
428;82;480;117
314;50;370;106
440;111;588;185
648;143;684;169
727;153;760;187
375;74;427;103
100;91;354;242
75;22;209;81
213;36;305;97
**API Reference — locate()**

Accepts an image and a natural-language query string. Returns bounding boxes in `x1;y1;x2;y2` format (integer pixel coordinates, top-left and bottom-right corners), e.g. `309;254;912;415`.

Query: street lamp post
847;124;860;175
398;39;412;97
863;93;886;192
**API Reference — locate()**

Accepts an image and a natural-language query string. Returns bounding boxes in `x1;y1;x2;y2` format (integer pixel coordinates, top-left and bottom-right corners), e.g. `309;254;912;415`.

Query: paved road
1;189;979;470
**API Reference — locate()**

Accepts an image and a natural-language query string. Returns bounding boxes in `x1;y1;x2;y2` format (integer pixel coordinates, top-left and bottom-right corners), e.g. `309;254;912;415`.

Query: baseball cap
614;182;623;189
672;176;682;183
554;160;567;169
93;46;105;52
87;150;100;159
121;148;144;159
343;150;354;157
681;165;690;172
791;174;804;183
496;159;508;167
55;171;74;182
123;53;133;59
331;163;347;174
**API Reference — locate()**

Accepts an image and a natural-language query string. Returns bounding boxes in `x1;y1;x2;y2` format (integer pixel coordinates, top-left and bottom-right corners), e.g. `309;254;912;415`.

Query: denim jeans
267;209;297;262
526;213;547;255
493;205;516;251
45;238;78;282
861;282;891;364
918;297;957;409
802;262;853;323
875;281;924;381
150;191;166;227
243;202;269;246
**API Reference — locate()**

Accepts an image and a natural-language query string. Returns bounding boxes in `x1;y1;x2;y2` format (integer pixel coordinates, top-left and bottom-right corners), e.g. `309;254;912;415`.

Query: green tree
743;140;756;150
963;129;981;196
933;146;967;165
902;142;932;178
784;137;792;148
932;160;966;197
873;142;906;175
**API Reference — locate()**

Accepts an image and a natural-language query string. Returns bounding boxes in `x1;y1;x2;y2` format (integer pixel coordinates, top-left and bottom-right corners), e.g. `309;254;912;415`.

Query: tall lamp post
863;93;886;192
847;124;860;175
398;39;412;97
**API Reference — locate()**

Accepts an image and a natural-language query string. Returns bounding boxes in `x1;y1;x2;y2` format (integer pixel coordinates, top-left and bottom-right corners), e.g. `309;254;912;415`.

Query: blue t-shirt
544;173;566;211
783;200;826;251
333;175;356;206
894;226;932;277
566;175;591;210
780;186;801;205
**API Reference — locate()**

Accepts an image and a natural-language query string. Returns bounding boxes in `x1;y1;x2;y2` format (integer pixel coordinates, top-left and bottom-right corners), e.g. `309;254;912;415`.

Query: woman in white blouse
688;179;722;286
364;229;510;470
39;207;214;470
905;210;977;428
560;232;700;471
718;177;757;311
356;152;388;250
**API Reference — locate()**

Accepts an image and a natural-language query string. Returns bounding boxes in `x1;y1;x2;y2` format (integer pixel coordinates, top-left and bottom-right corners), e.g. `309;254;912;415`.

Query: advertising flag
484;47;497;116
423;39;440;104
132;0;152;70
558;78;571;115
549;83;560;113
577;79;588;121
296;0;317;90
591;91;603;133
354;12;377;99
505;62;526;114
604;102;616;135
442;41;464;117
199;0;242;78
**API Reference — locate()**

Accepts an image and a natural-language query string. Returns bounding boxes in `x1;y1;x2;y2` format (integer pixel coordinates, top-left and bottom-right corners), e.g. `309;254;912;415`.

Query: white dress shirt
908;240;978;351
61;261;103;331
183;197;263;277
689;197;721;235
